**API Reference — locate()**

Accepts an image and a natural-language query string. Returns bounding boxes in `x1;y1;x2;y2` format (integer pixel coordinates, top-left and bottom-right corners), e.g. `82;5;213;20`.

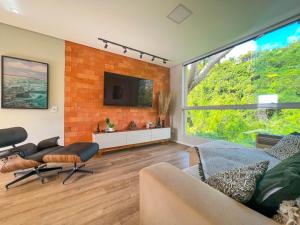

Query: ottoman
43;142;99;184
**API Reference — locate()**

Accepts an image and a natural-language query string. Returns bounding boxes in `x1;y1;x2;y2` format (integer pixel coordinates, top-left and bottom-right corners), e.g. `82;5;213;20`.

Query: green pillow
249;151;300;217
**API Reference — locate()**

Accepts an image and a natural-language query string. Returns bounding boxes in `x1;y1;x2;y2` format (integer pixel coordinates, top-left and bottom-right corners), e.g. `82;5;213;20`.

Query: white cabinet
151;128;171;141
92;128;171;150
93;132;126;149
126;130;151;145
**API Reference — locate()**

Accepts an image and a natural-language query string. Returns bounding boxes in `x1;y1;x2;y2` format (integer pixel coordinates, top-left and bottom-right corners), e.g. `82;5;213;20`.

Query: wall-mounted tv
104;72;153;107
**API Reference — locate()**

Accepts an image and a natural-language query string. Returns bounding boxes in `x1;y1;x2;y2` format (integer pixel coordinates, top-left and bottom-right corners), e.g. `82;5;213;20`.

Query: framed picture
1;56;48;109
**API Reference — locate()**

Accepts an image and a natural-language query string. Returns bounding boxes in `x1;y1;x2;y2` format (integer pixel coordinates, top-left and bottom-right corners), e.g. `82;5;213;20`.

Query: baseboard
171;139;193;147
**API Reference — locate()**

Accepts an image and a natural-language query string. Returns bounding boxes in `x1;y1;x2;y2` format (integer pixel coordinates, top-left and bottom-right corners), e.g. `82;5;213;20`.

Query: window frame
182;14;300;138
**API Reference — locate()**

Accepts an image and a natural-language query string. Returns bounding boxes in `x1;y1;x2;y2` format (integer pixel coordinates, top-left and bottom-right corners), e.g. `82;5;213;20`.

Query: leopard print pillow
268;135;300;160
206;161;269;203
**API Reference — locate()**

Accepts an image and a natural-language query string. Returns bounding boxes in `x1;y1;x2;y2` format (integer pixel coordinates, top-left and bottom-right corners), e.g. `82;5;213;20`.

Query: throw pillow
272;198;300;225
206;161;269;203
249;151;300;217
37;137;59;150
268;134;300;160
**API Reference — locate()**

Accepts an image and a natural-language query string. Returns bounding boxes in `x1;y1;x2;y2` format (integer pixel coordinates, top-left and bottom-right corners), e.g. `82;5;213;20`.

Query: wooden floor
0;142;190;225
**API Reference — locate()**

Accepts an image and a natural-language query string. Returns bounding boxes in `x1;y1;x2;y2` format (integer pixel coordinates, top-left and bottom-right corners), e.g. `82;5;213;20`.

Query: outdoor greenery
186;40;300;146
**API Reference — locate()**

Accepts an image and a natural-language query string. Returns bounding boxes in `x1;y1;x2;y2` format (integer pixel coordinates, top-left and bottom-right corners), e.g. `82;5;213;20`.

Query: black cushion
26;146;63;162
0;127;27;148
37;137;59;150
46;142;99;162
248;151;300;217
15;143;39;157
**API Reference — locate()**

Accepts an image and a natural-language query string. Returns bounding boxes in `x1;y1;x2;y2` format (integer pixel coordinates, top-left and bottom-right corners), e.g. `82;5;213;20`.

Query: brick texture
64;41;170;145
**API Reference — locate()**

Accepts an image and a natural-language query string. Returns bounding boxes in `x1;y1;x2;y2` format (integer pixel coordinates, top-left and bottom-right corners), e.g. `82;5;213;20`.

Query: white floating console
93;128;171;152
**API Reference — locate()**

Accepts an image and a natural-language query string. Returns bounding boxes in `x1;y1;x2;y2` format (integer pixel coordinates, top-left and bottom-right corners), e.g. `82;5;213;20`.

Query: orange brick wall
64;41;170;145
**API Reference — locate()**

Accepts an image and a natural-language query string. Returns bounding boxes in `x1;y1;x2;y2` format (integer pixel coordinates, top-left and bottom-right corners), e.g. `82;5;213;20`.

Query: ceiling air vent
167;4;193;24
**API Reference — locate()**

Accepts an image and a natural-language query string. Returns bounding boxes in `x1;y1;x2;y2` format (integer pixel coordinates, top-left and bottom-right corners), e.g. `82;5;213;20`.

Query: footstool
43;142;99;184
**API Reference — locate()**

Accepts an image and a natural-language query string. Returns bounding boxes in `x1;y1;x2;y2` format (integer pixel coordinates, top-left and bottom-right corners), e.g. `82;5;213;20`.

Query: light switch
50;105;58;113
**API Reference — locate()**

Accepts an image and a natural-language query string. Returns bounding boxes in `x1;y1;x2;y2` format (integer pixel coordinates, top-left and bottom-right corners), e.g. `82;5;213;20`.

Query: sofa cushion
206;161;269;203
267;134;300;160
249;151;300;217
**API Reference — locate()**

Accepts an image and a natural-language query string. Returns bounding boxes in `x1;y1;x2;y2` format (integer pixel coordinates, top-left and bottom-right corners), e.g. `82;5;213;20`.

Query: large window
184;19;300;146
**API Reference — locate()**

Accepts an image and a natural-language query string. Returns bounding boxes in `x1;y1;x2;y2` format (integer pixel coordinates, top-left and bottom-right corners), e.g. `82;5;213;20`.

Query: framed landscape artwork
1;56;48;109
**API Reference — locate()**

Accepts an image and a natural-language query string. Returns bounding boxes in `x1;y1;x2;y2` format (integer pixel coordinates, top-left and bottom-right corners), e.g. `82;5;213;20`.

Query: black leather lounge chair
0;127;62;189
0;127;100;188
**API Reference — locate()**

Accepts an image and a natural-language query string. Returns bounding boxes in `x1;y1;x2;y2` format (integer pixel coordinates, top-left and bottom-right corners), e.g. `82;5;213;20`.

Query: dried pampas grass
158;91;171;120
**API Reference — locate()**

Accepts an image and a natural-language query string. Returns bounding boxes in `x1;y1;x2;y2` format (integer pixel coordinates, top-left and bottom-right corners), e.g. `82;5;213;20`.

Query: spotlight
151;56;155;61
104;42;108;49
163;59;167;64
140;53;143;59
123;48;127;54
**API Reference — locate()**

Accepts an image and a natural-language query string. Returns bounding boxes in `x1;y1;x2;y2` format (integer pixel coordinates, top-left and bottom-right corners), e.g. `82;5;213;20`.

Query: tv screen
104;72;153;107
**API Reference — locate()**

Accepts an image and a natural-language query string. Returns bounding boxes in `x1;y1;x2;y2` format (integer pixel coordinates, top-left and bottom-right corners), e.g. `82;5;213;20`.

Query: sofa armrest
140;162;277;225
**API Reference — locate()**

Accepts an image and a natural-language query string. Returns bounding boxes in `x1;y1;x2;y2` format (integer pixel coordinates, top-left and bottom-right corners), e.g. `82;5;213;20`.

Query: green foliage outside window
185;22;300;146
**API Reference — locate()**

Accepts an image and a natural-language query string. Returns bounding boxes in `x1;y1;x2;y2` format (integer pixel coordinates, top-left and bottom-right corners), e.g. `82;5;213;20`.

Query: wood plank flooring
0;142;190;225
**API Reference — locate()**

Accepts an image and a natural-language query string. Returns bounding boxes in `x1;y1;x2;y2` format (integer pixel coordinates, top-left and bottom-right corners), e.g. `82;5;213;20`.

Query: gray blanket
196;140;280;178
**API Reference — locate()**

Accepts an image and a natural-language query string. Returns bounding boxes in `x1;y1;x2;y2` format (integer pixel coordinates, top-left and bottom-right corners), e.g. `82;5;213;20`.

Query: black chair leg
6;165;62;189
59;163;93;184
34;168;45;184
6;170;35;189
39;167;63;172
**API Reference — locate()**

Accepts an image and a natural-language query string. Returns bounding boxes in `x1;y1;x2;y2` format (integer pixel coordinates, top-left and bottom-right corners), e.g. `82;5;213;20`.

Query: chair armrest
0;150;11;159
140;162;277;225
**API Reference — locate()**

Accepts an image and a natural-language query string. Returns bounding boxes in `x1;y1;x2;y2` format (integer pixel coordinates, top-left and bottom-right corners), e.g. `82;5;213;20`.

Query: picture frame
1;56;49;109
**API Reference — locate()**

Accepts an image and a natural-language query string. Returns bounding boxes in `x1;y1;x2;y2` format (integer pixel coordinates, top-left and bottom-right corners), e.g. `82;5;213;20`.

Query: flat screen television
104;72;153;107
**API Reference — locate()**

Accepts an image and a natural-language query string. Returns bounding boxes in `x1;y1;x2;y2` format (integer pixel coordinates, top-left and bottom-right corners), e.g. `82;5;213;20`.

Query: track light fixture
98;38;168;64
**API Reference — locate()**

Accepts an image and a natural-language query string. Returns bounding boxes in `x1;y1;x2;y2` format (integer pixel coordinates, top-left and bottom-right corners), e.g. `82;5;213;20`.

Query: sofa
139;135;288;225
140;162;278;225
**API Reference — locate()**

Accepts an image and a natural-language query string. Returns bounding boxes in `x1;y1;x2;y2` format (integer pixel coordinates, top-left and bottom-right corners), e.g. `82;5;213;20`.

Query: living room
0;1;300;225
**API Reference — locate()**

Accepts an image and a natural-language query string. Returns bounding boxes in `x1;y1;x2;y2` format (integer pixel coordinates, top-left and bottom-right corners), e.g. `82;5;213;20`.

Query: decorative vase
157;117;161;128
161;120;165;128
105;127;115;132
95;122;100;133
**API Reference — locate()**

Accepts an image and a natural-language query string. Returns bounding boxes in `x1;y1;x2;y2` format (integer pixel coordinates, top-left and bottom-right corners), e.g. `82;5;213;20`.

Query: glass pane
185;109;300;146
185;20;300;106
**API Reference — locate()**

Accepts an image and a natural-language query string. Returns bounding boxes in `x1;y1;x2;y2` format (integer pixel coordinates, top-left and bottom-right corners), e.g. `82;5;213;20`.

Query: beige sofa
139;162;278;225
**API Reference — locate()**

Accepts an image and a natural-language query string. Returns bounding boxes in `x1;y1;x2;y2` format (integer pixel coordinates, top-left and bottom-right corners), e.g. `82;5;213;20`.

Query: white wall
170;64;210;147
0;23;64;145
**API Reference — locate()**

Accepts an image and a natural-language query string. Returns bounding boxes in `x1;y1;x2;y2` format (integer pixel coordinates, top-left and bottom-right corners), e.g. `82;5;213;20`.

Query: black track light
98;38;169;64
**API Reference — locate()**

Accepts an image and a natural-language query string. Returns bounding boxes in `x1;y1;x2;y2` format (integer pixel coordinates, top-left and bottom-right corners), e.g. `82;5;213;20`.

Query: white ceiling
0;0;299;67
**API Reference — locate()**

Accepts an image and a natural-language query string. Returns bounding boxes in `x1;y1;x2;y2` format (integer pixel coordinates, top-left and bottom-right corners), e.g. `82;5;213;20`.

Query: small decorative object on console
95;122;101;133
104;118;115;132
156;117;161;128
129;121;137;130
146;121;154;129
